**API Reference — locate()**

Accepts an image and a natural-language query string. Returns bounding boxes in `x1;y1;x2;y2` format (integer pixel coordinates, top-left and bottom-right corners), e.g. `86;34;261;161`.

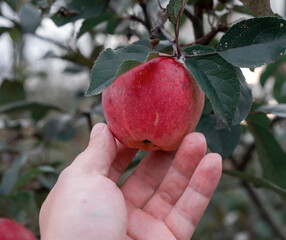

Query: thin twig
157;0;163;10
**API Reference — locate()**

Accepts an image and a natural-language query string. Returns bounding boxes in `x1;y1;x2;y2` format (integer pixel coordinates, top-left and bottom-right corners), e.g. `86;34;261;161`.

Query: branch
181;25;229;48
138;0;152;31
183;4;204;40
33;33;72;51
242;183;286;240
129;15;149;30
230;158;286;240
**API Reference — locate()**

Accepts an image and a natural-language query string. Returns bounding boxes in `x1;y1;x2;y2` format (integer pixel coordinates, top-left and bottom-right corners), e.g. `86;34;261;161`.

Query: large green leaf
196;114;241;157
255;104;286;117
52;0;109;26
247;114;286;188
185;45;240;127
239;0;273;16
0;80;26;105
86;45;151;96
167;0;184;25
223;170;286;198
0;101;62;121
217;17;286;68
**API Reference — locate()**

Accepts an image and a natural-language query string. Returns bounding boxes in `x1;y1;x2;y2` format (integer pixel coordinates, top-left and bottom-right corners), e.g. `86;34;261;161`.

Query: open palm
40;124;222;240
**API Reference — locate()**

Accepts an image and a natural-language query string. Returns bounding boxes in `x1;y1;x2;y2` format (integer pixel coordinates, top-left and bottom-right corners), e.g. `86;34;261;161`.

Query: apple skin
102;57;204;151
0;218;37;240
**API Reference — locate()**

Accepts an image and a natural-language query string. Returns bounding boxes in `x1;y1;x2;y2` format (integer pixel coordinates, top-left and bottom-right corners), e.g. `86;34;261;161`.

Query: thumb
71;123;118;176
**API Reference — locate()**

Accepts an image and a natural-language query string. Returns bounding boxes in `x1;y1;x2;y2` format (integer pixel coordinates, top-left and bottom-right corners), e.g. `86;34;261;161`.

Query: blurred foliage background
0;0;286;239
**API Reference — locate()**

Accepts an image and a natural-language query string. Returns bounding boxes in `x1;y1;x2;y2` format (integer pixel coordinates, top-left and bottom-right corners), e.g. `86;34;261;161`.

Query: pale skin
39;123;222;240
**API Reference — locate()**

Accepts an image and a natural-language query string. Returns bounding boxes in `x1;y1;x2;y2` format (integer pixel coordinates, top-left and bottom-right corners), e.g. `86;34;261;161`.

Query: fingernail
90;124;105;139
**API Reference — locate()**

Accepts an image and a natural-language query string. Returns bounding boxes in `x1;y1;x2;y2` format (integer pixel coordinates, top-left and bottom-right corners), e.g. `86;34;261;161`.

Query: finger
143;132;207;220
71;123;117;176
108;141;138;183
120;150;175;208
165;153;222;240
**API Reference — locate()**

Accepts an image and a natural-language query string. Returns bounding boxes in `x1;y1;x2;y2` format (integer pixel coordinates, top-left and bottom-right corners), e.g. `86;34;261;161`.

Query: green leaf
273;74;286;103
196;114;241;157
239;0;274;16
52;0;109;26
86;45;151;96
0;155;28;196
13;166;55;192
0;27;11;37
114;60;142;80
106;17;121;34
0;80;26;105
260;55;286;103
232;5;257;17
223;170;286;198
232;68;252;125
5;0;19;11
43;116;76;142
185;45;240;127
146;52;160;61
77;12;113;38
6;191;39;230
255;104;286;117
187;0;200;5
19;3;41;33
247;114;286;188
132;39;171;52
260;55;286;86
167;0;184;25
217;17;286;68
0;101;62;121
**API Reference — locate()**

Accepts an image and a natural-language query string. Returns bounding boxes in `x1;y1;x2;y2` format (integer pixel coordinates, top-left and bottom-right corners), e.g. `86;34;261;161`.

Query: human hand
39;123;222;240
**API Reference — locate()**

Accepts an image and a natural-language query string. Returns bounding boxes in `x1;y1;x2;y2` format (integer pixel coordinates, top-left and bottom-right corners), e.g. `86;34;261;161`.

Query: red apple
0;218;37;240
102;56;204;151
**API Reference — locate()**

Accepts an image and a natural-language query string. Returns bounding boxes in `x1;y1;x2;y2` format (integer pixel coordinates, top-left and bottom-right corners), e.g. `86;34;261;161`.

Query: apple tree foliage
1;0;286;238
